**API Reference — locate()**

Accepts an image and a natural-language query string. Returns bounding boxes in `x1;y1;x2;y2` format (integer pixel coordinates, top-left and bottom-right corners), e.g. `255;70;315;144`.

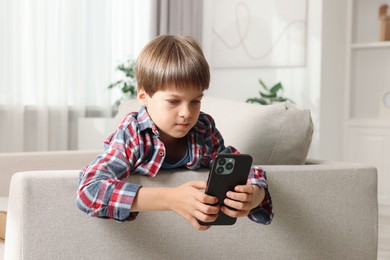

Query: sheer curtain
157;0;203;43
0;0;155;152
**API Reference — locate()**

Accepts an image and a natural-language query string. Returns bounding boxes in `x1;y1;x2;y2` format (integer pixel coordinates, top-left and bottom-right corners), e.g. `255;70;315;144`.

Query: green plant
108;59;137;109
246;79;294;105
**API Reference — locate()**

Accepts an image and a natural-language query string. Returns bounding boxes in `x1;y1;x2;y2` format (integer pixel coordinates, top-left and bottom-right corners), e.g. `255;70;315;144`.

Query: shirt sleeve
76;119;142;222
200;113;273;225
246;166;273;225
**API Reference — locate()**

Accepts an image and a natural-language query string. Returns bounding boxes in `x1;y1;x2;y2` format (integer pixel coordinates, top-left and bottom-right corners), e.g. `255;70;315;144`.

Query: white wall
319;0;347;161
202;0;324;159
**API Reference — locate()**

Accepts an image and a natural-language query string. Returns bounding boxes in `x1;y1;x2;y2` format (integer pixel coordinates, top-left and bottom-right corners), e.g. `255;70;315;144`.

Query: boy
77;35;273;231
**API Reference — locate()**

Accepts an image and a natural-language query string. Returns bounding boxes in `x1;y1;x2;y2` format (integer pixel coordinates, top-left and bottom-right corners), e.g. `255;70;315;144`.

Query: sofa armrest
0;150;99;196
5;161;378;259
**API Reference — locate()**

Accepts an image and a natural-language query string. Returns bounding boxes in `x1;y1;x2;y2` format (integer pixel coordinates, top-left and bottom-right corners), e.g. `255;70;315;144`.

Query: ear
137;87;148;106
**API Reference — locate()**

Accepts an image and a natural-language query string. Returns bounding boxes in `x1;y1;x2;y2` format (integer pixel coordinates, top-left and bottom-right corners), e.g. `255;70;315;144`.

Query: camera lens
218;158;226;165
216;167;224;174
225;163;234;170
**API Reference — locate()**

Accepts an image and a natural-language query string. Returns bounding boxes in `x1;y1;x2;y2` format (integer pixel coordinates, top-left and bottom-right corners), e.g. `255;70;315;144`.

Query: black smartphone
199;153;253;226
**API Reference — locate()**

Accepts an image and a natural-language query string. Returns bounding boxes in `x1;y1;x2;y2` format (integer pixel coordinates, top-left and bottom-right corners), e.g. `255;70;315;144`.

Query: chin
174;133;188;139
171;131;190;139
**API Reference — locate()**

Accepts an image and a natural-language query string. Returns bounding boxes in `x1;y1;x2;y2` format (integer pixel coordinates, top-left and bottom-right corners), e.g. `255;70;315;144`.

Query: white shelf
352;41;390;49
346;118;390;127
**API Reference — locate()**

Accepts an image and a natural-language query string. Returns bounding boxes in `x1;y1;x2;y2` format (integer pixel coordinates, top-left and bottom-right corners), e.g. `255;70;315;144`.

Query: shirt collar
136;106;159;135
192;112;207;134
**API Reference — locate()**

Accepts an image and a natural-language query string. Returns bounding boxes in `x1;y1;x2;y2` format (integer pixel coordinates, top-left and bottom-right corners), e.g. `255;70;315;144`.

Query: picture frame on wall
203;0;308;68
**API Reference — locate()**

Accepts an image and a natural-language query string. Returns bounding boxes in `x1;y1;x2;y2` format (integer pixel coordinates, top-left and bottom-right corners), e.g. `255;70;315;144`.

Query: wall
319;0;347;161
202;0;323;159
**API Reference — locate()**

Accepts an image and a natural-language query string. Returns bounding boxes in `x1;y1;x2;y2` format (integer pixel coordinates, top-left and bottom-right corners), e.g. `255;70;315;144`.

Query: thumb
186;180;207;190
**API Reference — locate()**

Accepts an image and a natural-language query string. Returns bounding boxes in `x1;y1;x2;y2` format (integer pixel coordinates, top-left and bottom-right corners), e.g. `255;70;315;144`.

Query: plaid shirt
77;106;273;224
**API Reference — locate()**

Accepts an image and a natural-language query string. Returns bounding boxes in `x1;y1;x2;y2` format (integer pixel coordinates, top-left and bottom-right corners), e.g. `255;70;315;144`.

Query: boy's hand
167;181;219;231
221;184;265;218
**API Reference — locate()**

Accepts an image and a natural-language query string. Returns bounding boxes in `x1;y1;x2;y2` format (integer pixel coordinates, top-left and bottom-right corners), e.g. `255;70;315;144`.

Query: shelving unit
344;0;390;257
345;0;390;120
344;0;390;206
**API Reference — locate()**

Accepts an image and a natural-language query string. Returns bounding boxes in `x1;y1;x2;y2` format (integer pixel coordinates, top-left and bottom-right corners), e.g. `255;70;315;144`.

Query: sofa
1;97;378;259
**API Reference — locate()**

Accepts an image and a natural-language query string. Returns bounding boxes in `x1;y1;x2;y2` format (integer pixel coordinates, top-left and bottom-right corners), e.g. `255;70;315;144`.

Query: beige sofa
1;97;378;259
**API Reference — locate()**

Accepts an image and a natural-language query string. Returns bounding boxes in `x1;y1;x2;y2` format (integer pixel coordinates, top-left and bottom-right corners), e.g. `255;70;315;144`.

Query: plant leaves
258;79;268;91
108;58;137;108
108;80;123;89
270;82;283;95
274;97;287;102
260;91;276;98
247;79;294;106
246;98;268;105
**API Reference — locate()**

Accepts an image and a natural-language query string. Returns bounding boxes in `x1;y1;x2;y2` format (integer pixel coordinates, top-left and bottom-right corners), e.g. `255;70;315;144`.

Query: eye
167;99;180;105
191;99;202;104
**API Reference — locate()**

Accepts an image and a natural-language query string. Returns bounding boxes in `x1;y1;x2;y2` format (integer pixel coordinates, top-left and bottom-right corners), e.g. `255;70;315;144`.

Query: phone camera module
216;167;224;174
218;158;226;166
225;163;234;170
215;157;235;175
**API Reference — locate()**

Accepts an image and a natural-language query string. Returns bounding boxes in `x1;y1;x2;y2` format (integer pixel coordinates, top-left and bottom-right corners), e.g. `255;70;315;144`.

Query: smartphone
199;153;253;226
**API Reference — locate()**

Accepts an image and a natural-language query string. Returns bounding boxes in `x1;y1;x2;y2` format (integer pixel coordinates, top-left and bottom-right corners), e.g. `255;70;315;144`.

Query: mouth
176;123;190;128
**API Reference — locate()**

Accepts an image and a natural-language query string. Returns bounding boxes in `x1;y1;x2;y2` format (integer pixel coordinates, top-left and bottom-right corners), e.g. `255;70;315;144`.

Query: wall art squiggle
204;0;307;68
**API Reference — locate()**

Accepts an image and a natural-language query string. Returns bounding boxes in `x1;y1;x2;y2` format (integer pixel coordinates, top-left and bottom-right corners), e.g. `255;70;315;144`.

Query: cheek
192;105;201;115
158;107;177;122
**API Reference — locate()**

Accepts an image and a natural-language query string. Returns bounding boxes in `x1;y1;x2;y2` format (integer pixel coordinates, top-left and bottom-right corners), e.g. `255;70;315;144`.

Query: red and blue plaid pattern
77;107;273;224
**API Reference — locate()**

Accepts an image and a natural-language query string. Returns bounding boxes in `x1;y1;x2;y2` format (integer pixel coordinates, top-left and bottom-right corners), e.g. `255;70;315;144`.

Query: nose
179;104;192;118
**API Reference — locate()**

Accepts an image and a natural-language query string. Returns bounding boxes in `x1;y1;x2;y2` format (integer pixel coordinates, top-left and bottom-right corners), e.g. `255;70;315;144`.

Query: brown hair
135;35;210;96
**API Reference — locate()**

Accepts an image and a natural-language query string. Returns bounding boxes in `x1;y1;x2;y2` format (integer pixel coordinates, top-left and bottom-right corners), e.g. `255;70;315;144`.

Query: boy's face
137;86;204;143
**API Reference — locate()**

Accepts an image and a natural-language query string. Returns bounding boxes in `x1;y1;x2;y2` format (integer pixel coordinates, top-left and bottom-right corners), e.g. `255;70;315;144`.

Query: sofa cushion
201;96;313;165
115;96;313;165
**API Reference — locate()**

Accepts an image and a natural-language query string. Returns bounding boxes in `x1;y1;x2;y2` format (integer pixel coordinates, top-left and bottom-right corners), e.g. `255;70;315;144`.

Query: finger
224;198;251;211
194;209;219;223
190;217;211;231
226;191;251;203
196;201;220;215
196;192;218;205
182;212;212;231
234;185;254;193
221;206;248;218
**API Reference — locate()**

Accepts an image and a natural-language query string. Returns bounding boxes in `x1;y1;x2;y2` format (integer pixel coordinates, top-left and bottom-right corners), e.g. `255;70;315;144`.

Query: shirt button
159;151;165;157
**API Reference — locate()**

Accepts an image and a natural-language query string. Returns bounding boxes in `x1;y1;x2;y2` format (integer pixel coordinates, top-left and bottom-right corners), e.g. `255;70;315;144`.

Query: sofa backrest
0;150;99;196
5;162;378;259
115;96;313;165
